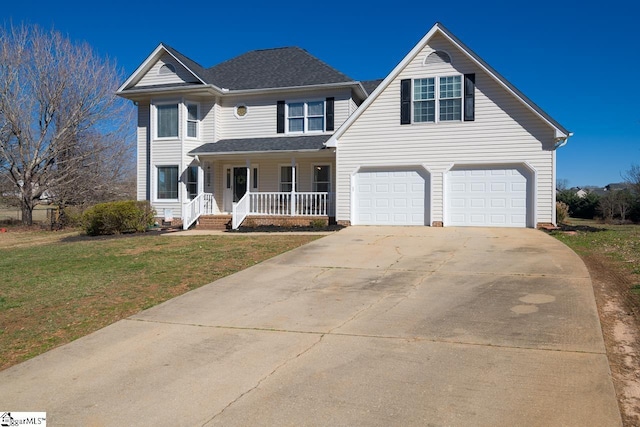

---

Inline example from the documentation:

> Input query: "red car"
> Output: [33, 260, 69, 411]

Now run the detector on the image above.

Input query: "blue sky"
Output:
[4, 0, 639, 187]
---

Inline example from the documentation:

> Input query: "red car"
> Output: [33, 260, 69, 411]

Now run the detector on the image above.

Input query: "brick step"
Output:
[195, 215, 232, 230]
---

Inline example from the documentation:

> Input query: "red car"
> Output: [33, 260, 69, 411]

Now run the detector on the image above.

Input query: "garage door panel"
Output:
[355, 169, 428, 226]
[491, 182, 506, 192]
[447, 167, 528, 227]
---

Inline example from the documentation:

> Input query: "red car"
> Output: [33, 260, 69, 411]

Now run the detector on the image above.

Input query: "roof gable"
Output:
[327, 23, 570, 147]
[204, 47, 355, 90]
[118, 44, 209, 93]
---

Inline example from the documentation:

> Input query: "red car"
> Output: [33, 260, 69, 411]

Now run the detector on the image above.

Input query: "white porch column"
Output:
[291, 157, 296, 216]
[246, 159, 251, 194]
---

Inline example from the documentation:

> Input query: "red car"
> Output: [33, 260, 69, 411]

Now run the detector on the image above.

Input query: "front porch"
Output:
[183, 191, 335, 230]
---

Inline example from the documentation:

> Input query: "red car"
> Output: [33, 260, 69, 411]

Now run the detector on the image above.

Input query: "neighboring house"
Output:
[604, 182, 632, 192]
[117, 23, 571, 230]
[568, 187, 589, 198]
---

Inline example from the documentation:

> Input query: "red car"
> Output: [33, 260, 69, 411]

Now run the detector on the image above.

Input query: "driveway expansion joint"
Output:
[126, 318, 606, 356]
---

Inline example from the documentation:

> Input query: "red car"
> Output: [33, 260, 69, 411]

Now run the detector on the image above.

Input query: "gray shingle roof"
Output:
[361, 79, 384, 95]
[203, 47, 355, 90]
[162, 44, 208, 82]
[189, 135, 331, 155]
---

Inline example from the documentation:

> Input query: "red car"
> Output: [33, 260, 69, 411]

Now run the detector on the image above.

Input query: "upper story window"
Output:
[277, 98, 334, 134]
[157, 103, 179, 138]
[438, 76, 462, 121]
[287, 101, 324, 133]
[154, 101, 200, 139]
[186, 103, 198, 138]
[413, 75, 461, 123]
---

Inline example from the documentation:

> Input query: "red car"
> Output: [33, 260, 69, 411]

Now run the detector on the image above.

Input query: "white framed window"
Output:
[439, 76, 462, 121]
[413, 75, 462, 123]
[156, 103, 179, 138]
[279, 165, 300, 192]
[280, 166, 293, 192]
[157, 165, 179, 200]
[313, 165, 331, 192]
[413, 78, 435, 123]
[186, 165, 198, 200]
[287, 100, 325, 133]
[186, 102, 199, 138]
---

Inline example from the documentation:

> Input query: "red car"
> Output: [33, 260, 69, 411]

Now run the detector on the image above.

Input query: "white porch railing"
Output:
[184, 192, 334, 230]
[232, 193, 250, 229]
[182, 193, 216, 230]
[249, 192, 334, 217]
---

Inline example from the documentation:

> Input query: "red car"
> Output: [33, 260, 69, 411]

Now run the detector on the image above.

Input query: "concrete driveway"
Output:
[0, 227, 621, 426]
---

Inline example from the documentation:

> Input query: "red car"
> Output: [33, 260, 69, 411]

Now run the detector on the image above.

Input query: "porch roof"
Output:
[188, 135, 332, 156]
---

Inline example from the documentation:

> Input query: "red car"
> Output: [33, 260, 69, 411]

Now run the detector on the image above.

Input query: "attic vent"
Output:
[159, 63, 176, 75]
[425, 51, 451, 65]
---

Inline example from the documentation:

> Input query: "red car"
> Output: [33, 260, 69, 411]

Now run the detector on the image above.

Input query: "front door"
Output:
[233, 167, 247, 202]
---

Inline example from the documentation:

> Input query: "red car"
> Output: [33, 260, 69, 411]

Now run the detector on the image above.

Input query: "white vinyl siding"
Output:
[136, 53, 200, 87]
[218, 89, 353, 140]
[336, 33, 556, 226]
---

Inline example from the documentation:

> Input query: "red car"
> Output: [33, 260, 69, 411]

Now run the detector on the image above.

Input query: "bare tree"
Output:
[599, 191, 616, 221]
[0, 24, 134, 225]
[616, 189, 633, 221]
[556, 178, 569, 191]
[623, 164, 640, 195]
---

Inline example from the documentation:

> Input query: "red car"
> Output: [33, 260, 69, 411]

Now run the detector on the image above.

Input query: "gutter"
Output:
[186, 148, 326, 157]
[554, 132, 574, 149]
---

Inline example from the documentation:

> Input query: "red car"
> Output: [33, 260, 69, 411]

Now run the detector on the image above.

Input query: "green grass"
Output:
[0, 232, 320, 370]
[552, 218, 640, 264]
[552, 218, 640, 299]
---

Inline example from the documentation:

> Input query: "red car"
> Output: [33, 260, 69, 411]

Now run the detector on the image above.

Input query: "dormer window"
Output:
[159, 63, 176, 75]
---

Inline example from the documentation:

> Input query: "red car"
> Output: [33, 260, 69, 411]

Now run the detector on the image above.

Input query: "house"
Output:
[117, 23, 571, 230]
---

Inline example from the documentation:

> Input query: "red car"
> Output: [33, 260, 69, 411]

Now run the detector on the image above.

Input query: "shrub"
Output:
[83, 201, 155, 236]
[310, 218, 327, 229]
[557, 190, 600, 219]
[556, 201, 569, 224]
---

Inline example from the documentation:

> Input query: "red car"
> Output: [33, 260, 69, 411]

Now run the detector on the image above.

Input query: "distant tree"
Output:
[616, 189, 634, 221]
[623, 164, 640, 195]
[622, 164, 640, 223]
[556, 178, 569, 191]
[598, 191, 616, 221]
[0, 24, 134, 225]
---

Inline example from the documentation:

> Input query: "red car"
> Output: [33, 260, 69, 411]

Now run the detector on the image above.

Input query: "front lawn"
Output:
[0, 232, 320, 370]
[553, 218, 640, 285]
[551, 218, 640, 426]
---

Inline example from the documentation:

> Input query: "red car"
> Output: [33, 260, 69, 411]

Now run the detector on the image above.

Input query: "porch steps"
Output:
[195, 215, 232, 231]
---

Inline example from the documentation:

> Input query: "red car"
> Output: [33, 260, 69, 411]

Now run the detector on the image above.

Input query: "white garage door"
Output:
[355, 170, 427, 225]
[447, 167, 528, 227]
